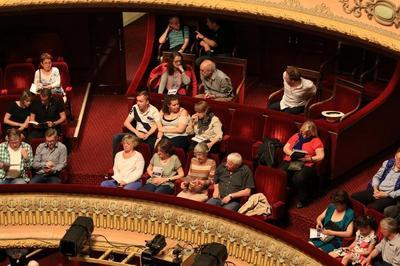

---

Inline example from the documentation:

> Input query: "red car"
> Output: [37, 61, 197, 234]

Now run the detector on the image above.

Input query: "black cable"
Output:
[91, 233, 146, 253]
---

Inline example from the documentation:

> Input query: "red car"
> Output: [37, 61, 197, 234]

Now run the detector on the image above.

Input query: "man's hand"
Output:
[195, 31, 204, 40]
[221, 195, 231, 204]
[21, 148, 29, 160]
[46, 161, 55, 169]
[44, 167, 53, 174]
[373, 190, 389, 199]
[204, 93, 215, 99]
[136, 132, 146, 139]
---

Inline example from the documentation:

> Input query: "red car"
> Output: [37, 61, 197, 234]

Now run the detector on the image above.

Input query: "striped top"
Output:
[160, 108, 189, 138]
[168, 26, 189, 49]
[186, 157, 216, 193]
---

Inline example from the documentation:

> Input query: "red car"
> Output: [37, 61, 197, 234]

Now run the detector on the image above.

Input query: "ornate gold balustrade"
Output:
[0, 185, 340, 266]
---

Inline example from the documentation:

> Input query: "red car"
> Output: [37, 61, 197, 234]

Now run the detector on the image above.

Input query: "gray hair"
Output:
[227, 153, 242, 166]
[380, 217, 398, 233]
[201, 59, 216, 72]
[194, 142, 209, 154]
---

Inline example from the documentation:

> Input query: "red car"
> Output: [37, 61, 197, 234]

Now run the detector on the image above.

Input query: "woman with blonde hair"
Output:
[281, 120, 325, 208]
[101, 134, 145, 190]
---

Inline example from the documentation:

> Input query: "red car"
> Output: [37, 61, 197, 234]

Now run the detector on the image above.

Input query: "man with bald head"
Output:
[196, 59, 234, 102]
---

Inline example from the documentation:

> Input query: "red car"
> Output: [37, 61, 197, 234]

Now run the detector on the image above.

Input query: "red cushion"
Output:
[4, 63, 35, 95]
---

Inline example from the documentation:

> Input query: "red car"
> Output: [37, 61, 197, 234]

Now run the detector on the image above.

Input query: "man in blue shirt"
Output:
[352, 148, 400, 212]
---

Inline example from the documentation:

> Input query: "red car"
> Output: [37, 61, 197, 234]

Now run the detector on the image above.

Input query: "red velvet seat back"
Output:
[217, 62, 244, 92]
[137, 142, 152, 167]
[332, 84, 362, 114]
[263, 115, 298, 143]
[229, 107, 264, 139]
[208, 102, 233, 134]
[350, 198, 365, 218]
[254, 165, 287, 205]
[174, 147, 186, 172]
[52, 61, 71, 88]
[32, 33, 63, 59]
[317, 129, 331, 177]
[4, 63, 35, 95]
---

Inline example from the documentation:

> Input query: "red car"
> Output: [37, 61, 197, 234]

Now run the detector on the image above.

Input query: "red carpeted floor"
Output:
[68, 95, 129, 184]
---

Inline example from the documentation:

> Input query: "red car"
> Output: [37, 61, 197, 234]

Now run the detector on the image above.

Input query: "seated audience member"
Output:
[31, 128, 67, 184]
[0, 129, 33, 184]
[3, 90, 32, 138]
[362, 218, 400, 266]
[196, 59, 234, 101]
[158, 52, 191, 95]
[156, 95, 190, 150]
[30, 88, 66, 138]
[352, 148, 400, 212]
[281, 120, 324, 208]
[329, 215, 377, 265]
[186, 101, 223, 153]
[139, 138, 184, 194]
[310, 190, 354, 253]
[195, 18, 231, 56]
[207, 153, 255, 211]
[102, 134, 145, 190]
[177, 142, 216, 202]
[269, 66, 316, 114]
[34, 52, 65, 96]
[112, 90, 160, 156]
[384, 201, 400, 224]
[158, 16, 189, 53]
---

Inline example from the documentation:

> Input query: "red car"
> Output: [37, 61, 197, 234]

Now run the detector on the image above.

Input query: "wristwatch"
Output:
[228, 194, 233, 199]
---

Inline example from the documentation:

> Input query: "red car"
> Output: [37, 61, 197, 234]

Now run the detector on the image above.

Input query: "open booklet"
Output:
[28, 121, 47, 127]
[309, 228, 334, 242]
[191, 135, 207, 143]
[290, 149, 308, 160]
[152, 166, 164, 178]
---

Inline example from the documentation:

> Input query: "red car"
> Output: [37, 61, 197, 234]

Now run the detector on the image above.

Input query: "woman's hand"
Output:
[152, 177, 166, 185]
[322, 229, 334, 236]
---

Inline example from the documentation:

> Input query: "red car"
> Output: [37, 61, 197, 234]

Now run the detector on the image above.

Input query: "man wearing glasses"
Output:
[31, 128, 67, 183]
[0, 128, 33, 184]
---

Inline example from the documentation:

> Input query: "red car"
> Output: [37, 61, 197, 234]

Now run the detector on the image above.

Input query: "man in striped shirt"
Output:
[159, 17, 190, 53]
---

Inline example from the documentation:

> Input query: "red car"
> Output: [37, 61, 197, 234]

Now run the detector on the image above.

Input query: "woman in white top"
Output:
[156, 95, 190, 150]
[101, 134, 145, 190]
[34, 53, 65, 96]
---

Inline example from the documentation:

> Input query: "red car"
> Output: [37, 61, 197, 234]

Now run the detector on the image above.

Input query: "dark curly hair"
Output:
[167, 52, 186, 75]
[162, 95, 180, 114]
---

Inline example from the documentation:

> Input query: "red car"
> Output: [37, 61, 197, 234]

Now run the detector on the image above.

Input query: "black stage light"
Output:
[59, 216, 94, 257]
[141, 234, 167, 265]
[193, 242, 228, 266]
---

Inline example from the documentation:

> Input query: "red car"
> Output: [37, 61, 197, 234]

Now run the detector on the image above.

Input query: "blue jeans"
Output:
[30, 174, 61, 184]
[0, 178, 27, 184]
[139, 183, 174, 194]
[101, 179, 142, 190]
[206, 197, 241, 211]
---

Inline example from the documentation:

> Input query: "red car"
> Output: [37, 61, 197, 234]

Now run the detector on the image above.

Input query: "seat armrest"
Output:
[1, 89, 8, 95]
[270, 201, 286, 220]
[197, 84, 205, 95]
[266, 88, 284, 107]
[307, 97, 335, 119]
[220, 135, 231, 153]
[65, 86, 73, 93]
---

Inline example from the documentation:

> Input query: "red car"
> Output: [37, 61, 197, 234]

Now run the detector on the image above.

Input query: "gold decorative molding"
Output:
[340, 0, 400, 28]
[0, 1, 399, 54]
[0, 193, 321, 266]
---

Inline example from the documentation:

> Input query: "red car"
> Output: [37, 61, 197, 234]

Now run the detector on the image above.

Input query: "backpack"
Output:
[256, 138, 283, 167]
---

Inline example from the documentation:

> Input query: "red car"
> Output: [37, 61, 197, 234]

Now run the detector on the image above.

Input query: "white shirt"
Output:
[280, 71, 316, 109]
[113, 150, 145, 184]
[7, 146, 21, 178]
[128, 104, 160, 133]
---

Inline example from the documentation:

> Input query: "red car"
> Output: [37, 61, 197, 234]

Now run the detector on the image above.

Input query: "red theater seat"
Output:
[222, 107, 265, 161]
[252, 114, 298, 165]
[52, 60, 73, 118]
[147, 62, 198, 96]
[253, 165, 287, 221]
[308, 78, 362, 122]
[3, 63, 35, 95]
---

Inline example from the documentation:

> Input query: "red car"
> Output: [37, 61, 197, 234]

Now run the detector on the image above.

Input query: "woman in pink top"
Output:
[281, 120, 324, 208]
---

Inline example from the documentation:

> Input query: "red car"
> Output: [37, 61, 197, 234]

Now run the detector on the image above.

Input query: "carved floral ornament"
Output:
[0, 193, 322, 265]
[340, 0, 400, 28]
